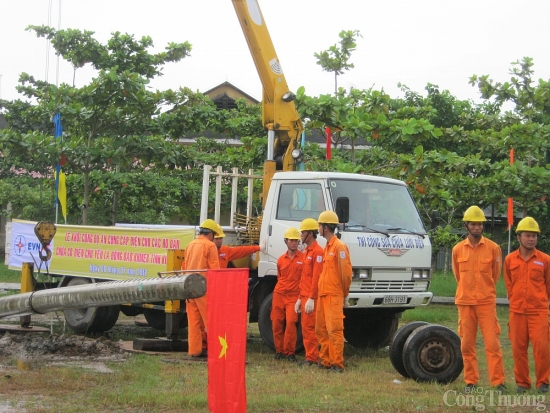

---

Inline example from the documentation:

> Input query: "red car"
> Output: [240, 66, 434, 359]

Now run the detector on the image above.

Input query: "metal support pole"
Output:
[0, 273, 206, 319]
[231, 167, 239, 228]
[215, 165, 222, 223]
[200, 165, 211, 223]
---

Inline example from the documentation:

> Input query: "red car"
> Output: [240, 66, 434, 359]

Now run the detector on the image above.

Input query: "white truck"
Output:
[203, 166, 433, 350]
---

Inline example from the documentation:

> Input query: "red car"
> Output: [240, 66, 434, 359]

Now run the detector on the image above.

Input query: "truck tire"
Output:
[143, 308, 166, 330]
[389, 321, 428, 378]
[143, 308, 188, 330]
[344, 313, 398, 349]
[402, 324, 463, 384]
[258, 293, 304, 353]
[94, 304, 120, 332]
[63, 278, 120, 333]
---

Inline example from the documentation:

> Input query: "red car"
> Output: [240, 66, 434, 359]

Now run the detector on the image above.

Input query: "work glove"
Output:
[294, 298, 301, 314]
[259, 241, 266, 253]
[304, 298, 314, 314]
[343, 296, 349, 308]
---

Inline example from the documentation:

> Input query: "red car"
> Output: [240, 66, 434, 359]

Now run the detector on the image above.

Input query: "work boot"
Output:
[516, 386, 529, 394]
[286, 354, 297, 363]
[318, 362, 330, 370]
[464, 384, 476, 393]
[191, 349, 207, 358]
[495, 384, 507, 393]
[329, 365, 344, 373]
[274, 352, 285, 360]
[537, 384, 549, 393]
[299, 360, 315, 366]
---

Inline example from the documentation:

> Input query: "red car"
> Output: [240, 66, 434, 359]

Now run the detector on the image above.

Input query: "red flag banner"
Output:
[207, 268, 248, 413]
[507, 198, 514, 229]
[325, 126, 332, 160]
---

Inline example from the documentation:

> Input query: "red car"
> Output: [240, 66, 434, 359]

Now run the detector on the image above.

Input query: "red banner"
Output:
[207, 268, 249, 413]
[325, 126, 332, 160]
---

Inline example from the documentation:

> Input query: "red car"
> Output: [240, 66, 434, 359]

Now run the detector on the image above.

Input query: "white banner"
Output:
[8, 220, 52, 270]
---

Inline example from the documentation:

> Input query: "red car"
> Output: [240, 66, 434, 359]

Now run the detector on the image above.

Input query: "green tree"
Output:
[1, 26, 192, 224]
[314, 30, 361, 94]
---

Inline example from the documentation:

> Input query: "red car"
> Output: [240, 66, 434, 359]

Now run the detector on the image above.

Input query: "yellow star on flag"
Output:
[218, 334, 228, 359]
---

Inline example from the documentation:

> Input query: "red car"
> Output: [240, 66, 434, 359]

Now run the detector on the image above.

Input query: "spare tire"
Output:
[403, 324, 463, 384]
[389, 321, 429, 378]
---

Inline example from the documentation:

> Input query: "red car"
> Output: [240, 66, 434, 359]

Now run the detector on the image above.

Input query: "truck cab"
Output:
[255, 171, 433, 348]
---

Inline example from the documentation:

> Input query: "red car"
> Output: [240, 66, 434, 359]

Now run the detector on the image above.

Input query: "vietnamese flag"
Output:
[207, 268, 248, 413]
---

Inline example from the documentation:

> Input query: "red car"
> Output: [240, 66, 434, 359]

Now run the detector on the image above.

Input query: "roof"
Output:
[203, 81, 259, 109]
[272, 170, 405, 185]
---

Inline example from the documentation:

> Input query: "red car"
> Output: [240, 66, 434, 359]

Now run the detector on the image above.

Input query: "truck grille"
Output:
[353, 280, 429, 292]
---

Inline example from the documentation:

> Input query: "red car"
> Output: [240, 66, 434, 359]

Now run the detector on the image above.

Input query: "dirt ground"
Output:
[0, 313, 163, 413]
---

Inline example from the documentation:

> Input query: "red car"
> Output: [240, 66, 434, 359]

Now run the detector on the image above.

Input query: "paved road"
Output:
[432, 296, 509, 305]
[0, 283, 20, 291]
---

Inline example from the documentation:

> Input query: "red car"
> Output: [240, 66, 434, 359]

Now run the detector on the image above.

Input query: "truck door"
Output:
[262, 182, 327, 276]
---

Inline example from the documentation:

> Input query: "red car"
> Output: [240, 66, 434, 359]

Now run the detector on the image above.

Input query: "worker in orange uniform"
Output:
[504, 217, 550, 394]
[181, 219, 220, 357]
[452, 206, 505, 390]
[272, 227, 304, 362]
[316, 211, 352, 373]
[213, 224, 262, 268]
[294, 218, 324, 366]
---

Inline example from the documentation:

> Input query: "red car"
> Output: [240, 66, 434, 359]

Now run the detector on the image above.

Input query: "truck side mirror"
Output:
[335, 197, 349, 224]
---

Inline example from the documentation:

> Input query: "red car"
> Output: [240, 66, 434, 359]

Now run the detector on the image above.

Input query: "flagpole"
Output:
[54, 0, 63, 224]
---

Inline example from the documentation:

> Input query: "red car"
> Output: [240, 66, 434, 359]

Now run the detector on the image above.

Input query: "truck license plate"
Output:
[383, 295, 407, 304]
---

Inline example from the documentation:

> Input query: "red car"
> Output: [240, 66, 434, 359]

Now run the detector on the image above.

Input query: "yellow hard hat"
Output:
[318, 210, 339, 224]
[199, 219, 219, 235]
[462, 206, 486, 222]
[284, 227, 301, 240]
[516, 217, 540, 233]
[300, 218, 318, 231]
[215, 224, 226, 238]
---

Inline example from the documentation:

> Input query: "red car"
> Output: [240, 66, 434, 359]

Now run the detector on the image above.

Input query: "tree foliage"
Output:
[2, 25, 550, 257]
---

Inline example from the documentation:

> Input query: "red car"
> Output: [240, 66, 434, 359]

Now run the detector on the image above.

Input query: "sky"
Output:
[1, 0, 550, 105]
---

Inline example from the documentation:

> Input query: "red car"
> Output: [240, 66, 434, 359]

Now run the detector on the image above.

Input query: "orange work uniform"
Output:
[271, 250, 304, 356]
[182, 236, 219, 356]
[504, 248, 550, 389]
[299, 240, 324, 363]
[452, 236, 505, 386]
[218, 245, 260, 269]
[316, 237, 352, 370]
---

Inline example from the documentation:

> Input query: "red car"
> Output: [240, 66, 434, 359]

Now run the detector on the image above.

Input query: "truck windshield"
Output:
[328, 179, 426, 235]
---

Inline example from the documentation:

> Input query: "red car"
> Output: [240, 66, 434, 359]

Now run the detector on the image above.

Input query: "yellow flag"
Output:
[55, 171, 68, 221]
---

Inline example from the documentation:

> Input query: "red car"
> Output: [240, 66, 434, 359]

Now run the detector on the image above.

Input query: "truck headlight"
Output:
[412, 269, 431, 280]
[353, 268, 371, 280]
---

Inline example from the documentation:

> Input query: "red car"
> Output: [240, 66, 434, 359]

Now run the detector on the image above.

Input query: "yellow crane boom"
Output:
[231, 0, 304, 205]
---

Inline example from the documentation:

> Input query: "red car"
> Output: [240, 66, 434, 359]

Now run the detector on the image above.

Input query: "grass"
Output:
[429, 269, 508, 298]
[0, 263, 532, 412]
[0, 258, 21, 283]
[0, 304, 529, 413]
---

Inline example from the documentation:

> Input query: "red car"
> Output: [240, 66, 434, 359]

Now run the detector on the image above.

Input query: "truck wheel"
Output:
[344, 313, 398, 349]
[258, 293, 304, 353]
[94, 304, 120, 332]
[403, 324, 463, 384]
[143, 308, 166, 330]
[142, 308, 188, 331]
[389, 321, 428, 378]
[63, 278, 119, 333]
